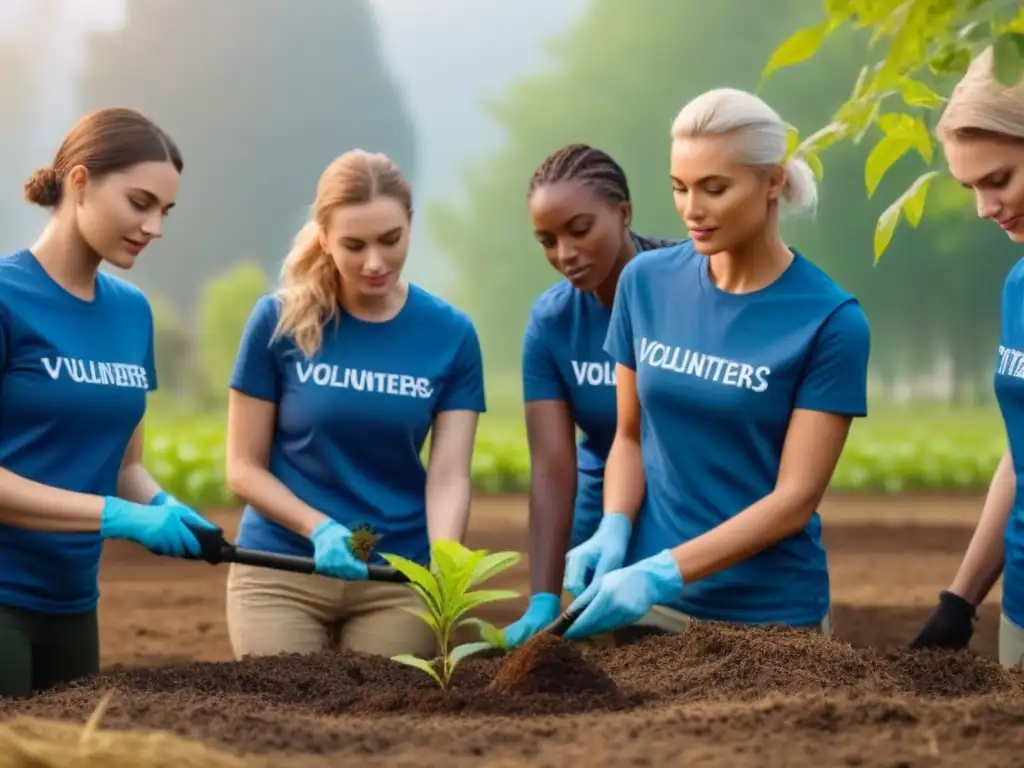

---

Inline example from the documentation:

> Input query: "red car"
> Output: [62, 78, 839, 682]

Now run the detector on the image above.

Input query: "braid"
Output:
[528, 143, 631, 206]
[529, 143, 681, 253]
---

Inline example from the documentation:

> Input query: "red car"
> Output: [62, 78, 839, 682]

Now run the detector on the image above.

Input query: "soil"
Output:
[1, 494, 1021, 766]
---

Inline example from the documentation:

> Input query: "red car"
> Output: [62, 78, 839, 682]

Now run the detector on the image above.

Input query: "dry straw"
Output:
[0, 691, 254, 768]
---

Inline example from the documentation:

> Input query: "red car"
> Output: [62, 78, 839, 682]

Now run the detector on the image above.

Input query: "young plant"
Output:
[380, 540, 520, 690]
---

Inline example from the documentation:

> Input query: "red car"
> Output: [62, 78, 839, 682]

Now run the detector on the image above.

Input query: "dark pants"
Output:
[0, 604, 100, 698]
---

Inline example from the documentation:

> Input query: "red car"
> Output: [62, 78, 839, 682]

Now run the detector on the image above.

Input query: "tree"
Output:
[761, 0, 1024, 261]
[77, 0, 417, 314]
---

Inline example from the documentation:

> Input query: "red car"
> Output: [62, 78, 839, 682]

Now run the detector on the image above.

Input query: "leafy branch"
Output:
[762, 0, 1024, 261]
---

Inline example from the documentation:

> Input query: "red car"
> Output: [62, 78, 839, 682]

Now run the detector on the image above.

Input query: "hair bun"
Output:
[23, 167, 61, 207]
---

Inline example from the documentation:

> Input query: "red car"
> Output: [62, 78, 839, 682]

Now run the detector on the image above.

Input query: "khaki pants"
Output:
[225, 563, 436, 661]
[999, 612, 1024, 669]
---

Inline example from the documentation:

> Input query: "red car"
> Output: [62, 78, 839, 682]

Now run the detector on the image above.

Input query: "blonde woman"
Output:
[558, 88, 870, 640]
[911, 48, 1024, 669]
[224, 150, 485, 660]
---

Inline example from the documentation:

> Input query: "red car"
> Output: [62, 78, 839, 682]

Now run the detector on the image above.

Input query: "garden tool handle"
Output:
[544, 602, 587, 638]
[184, 521, 408, 582]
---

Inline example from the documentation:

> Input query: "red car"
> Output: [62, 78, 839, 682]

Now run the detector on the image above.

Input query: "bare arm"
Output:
[0, 466, 105, 532]
[425, 409, 480, 544]
[947, 450, 1014, 605]
[602, 364, 645, 521]
[524, 400, 578, 594]
[225, 389, 329, 538]
[670, 409, 851, 582]
[116, 421, 162, 504]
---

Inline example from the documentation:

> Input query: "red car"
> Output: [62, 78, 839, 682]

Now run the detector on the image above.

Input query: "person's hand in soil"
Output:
[503, 592, 562, 649]
[562, 549, 684, 639]
[99, 496, 221, 558]
[909, 590, 977, 650]
[310, 519, 369, 580]
[563, 512, 632, 597]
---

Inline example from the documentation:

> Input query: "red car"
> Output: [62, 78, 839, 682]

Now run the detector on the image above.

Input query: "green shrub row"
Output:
[143, 405, 1007, 508]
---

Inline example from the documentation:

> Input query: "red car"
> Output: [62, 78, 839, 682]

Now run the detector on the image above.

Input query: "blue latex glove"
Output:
[563, 549, 685, 640]
[310, 519, 369, 580]
[99, 496, 220, 558]
[503, 592, 562, 649]
[563, 512, 632, 597]
[148, 490, 178, 506]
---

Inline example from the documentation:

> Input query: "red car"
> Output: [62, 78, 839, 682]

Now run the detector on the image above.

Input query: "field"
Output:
[2, 492, 1022, 767]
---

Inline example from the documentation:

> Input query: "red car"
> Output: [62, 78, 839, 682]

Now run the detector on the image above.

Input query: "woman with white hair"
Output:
[910, 48, 1024, 668]
[558, 87, 871, 640]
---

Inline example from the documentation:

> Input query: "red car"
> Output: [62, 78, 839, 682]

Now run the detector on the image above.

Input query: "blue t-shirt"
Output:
[604, 242, 870, 626]
[994, 257, 1024, 629]
[522, 233, 679, 547]
[0, 249, 157, 614]
[230, 285, 486, 567]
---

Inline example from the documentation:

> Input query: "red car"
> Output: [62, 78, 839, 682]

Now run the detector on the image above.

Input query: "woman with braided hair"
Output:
[500, 144, 680, 649]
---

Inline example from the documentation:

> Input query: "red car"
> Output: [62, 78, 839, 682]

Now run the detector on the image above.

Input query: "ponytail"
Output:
[271, 218, 339, 359]
[780, 157, 818, 219]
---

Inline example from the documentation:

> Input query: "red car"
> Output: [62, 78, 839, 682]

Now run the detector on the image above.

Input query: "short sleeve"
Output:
[522, 309, 566, 402]
[602, 262, 637, 370]
[228, 295, 283, 403]
[143, 302, 158, 393]
[794, 300, 871, 417]
[436, 321, 487, 413]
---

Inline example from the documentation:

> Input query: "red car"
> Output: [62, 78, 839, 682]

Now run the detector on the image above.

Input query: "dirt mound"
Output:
[488, 633, 623, 700]
[2, 619, 1023, 764]
[597, 621, 1023, 702]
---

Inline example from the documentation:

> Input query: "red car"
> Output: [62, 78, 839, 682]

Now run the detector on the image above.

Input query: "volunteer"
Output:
[910, 48, 1024, 669]
[0, 107, 220, 697]
[503, 144, 677, 649]
[559, 88, 871, 640]
[225, 149, 486, 660]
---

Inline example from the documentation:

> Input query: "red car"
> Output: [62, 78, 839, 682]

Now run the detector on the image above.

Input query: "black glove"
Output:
[909, 590, 977, 650]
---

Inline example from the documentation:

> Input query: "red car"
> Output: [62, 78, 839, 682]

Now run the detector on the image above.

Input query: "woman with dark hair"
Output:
[0, 107, 219, 697]
[501, 144, 679, 649]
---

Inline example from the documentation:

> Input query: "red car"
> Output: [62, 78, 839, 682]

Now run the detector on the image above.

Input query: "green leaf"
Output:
[761, 21, 834, 81]
[798, 122, 847, 155]
[900, 170, 941, 227]
[993, 32, 1024, 86]
[874, 195, 903, 262]
[450, 589, 520, 621]
[805, 151, 825, 182]
[401, 606, 439, 633]
[865, 133, 912, 197]
[898, 78, 944, 108]
[467, 551, 521, 588]
[449, 641, 494, 669]
[459, 617, 507, 648]
[928, 42, 973, 76]
[379, 553, 442, 609]
[390, 654, 443, 687]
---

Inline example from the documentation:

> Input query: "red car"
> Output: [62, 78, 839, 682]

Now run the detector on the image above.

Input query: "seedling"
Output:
[380, 540, 520, 690]
[347, 522, 381, 563]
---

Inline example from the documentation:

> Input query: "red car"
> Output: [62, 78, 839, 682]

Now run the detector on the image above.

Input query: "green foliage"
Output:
[141, 405, 1007, 510]
[761, 0, 1024, 261]
[144, 415, 235, 509]
[380, 540, 520, 690]
[196, 262, 270, 404]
